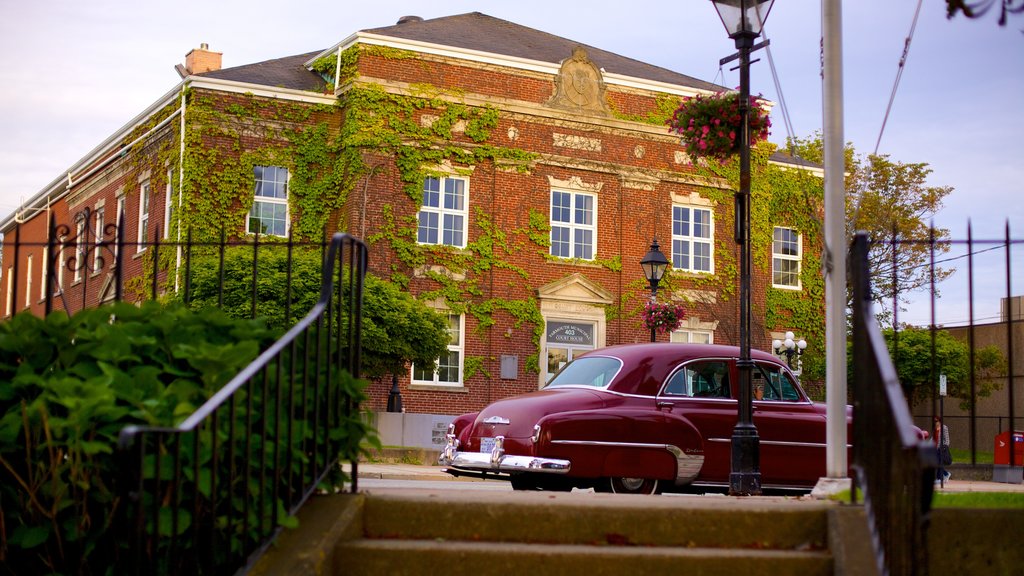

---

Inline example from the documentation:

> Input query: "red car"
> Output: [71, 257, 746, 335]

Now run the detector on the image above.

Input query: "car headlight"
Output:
[532, 424, 541, 444]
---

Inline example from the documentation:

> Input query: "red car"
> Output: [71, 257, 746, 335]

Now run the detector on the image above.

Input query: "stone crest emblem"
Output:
[549, 46, 609, 115]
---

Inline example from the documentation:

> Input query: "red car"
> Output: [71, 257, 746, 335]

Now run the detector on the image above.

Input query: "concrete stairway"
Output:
[253, 489, 844, 576]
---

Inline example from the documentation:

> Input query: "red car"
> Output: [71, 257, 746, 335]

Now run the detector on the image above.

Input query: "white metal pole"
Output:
[823, 0, 848, 478]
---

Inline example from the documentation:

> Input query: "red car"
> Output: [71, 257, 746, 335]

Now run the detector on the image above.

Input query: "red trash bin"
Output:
[993, 430, 1024, 484]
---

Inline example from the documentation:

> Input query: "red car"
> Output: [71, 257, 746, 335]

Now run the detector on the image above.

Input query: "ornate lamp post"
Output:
[772, 331, 808, 375]
[710, 0, 774, 496]
[640, 238, 670, 343]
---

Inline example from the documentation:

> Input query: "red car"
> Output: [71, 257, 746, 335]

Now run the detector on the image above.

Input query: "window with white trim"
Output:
[74, 219, 86, 282]
[137, 181, 151, 252]
[24, 255, 32, 309]
[40, 247, 48, 301]
[94, 207, 104, 273]
[248, 166, 289, 237]
[672, 205, 713, 273]
[417, 176, 467, 247]
[550, 190, 595, 260]
[56, 235, 66, 294]
[671, 328, 713, 344]
[411, 313, 464, 386]
[5, 267, 12, 316]
[115, 196, 126, 260]
[772, 226, 801, 289]
[164, 170, 173, 239]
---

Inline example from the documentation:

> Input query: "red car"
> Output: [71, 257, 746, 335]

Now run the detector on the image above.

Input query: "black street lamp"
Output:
[640, 238, 670, 343]
[711, 0, 774, 496]
[772, 331, 807, 375]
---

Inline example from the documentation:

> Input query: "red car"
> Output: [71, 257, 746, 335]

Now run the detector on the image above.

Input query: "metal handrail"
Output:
[116, 232, 367, 575]
[850, 232, 938, 576]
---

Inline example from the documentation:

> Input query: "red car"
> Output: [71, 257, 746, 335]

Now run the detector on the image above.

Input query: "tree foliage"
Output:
[878, 327, 1004, 410]
[178, 245, 450, 378]
[788, 134, 954, 323]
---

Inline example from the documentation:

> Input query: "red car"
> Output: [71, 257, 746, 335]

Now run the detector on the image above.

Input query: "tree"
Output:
[788, 134, 954, 324]
[873, 327, 1004, 410]
[178, 245, 450, 378]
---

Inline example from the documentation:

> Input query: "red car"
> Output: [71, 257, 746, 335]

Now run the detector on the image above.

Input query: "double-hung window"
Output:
[137, 182, 150, 253]
[93, 207, 104, 273]
[672, 205, 713, 273]
[671, 329, 713, 344]
[550, 190, 595, 260]
[74, 219, 86, 282]
[248, 166, 289, 237]
[412, 313, 464, 386]
[772, 226, 801, 289]
[417, 176, 467, 247]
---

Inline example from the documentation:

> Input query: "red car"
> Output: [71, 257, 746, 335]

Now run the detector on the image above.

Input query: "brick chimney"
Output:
[184, 43, 222, 75]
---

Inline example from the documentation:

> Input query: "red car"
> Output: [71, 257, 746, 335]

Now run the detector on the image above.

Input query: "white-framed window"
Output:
[672, 205, 713, 273]
[137, 181, 151, 252]
[24, 255, 32, 309]
[772, 226, 801, 289]
[164, 170, 173, 239]
[417, 176, 467, 247]
[550, 190, 596, 260]
[671, 328, 714, 344]
[94, 207, 104, 273]
[247, 165, 288, 237]
[5, 267, 12, 316]
[74, 219, 86, 282]
[411, 313, 464, 386]
[40, 247, 48, 301]
[115, 196, 126, 260]
[56, 235, 66, 294]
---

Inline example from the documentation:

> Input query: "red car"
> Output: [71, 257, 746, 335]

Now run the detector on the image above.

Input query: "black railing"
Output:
[116, 233, 367, 575]
[850, 232, 938, 576]
[1, 208, 335, 323]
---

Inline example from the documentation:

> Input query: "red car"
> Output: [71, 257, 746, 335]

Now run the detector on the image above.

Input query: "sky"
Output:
[1, 0, 1021, 327]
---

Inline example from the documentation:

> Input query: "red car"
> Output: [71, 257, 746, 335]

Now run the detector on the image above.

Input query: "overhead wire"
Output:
[874, 0, 924, 156]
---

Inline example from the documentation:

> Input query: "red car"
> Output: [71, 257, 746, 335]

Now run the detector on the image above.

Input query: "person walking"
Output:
[934, 416, 952, 484]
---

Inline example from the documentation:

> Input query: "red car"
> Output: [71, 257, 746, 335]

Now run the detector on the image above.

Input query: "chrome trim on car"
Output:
[550, 440, 702, 484]
[483, 416, 510, 425]
[447, 451, 572, 473]
[531, 424, 541, 443]
[438, 432, 460, 465]
[706, 437, 852, 449]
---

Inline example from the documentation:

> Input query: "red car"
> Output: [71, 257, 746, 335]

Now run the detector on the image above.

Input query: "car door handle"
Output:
[656, 401, 673, 409]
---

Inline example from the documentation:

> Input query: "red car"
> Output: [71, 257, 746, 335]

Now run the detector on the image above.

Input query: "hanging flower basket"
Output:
[641, 300, 686, 335]
[667, 91, 771, 160]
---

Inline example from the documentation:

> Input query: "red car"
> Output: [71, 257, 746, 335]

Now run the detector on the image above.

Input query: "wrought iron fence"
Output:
[1, 209, 334, 322]
[115, 233, 367, 575]
[850, 232, 938, 576]
[871, 224, 1021, 467]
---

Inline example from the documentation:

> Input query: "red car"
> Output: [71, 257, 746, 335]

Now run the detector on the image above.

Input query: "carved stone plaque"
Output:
[548, 46, 609, 115]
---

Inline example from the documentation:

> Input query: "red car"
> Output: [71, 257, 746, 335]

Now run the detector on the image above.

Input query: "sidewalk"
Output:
[350, 463, 1024, 493]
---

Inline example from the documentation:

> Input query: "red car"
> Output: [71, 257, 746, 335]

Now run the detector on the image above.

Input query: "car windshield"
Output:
[545, 356, 621, 389]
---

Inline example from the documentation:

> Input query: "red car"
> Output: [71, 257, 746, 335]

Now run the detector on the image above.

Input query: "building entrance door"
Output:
[544, 320, 595, 383]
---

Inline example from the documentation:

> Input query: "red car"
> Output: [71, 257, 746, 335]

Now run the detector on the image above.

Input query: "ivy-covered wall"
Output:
[14, 42, 826, 414]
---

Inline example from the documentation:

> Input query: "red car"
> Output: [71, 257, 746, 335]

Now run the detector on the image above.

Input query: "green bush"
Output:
[179, 245, 449, 377]
[0, 301, 295, 575]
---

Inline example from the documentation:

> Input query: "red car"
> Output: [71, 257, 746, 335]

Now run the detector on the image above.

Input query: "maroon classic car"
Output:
[439, 343, 850, 494]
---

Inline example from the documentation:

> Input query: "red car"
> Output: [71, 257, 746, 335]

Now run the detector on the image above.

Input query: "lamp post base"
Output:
[729, 427, 762, 496]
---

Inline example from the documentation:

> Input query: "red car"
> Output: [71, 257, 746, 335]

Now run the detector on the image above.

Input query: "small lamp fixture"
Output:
[640, 239, 670, 297]
[773, 331, 807, 372]
[711, 0, 775, 40]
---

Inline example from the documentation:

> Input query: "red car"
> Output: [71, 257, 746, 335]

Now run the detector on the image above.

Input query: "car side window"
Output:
[753, 363, 800, 402]
[664, 361, 730, 398]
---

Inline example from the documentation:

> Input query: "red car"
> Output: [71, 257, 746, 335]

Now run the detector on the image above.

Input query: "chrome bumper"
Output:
[437, 434, 571, 474]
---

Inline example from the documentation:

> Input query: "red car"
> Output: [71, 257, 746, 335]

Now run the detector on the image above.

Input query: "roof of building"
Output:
[199, 51, 327, 92]
[364, 12, 723, 91]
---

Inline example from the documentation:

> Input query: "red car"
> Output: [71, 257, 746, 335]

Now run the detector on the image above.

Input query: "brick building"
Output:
[0, 12, 824, 418]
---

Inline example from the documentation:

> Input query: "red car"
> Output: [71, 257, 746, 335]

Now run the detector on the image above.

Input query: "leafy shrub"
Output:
[0, 302, 276, 574]
[179, 245, 449, 377]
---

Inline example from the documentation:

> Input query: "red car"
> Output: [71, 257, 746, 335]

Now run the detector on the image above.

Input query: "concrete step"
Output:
[360, 490, 833, 550]
[337, 538, 833, 576]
